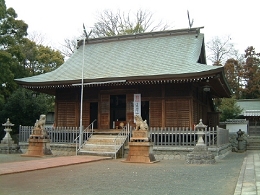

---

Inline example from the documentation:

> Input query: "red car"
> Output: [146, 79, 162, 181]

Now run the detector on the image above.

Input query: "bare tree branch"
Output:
[92, 9, 168, 37]
[60, 9, 169, 57]
[206, 36, 238, 66]
[59, 38, 78, 58]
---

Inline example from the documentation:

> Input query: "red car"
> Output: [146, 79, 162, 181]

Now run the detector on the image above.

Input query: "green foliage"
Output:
[0, 88, 49, 134]
[240, 46, 260, 99]
[217, 97, 242, 122]
[0, 0, 28, 105]
[35, 45, 64, 74]
[0, 1, 64, 132]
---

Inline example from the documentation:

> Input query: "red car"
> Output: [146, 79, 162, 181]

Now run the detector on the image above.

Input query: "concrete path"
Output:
[234, 150, 260, 195]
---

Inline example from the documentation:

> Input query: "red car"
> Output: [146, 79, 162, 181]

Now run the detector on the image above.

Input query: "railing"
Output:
[74, 119, 96, 155]
[19, 125, 229, 147]
[148, 126, 227, 147]
[113, 122, 131, 159]
[19, 126, 90, 143]
[19, 121, 96, 144]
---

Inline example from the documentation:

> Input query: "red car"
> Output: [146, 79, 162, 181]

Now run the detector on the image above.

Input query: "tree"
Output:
[0, 87, 50, 135]
[60, 38, 77, 58]
[224, 58, 244, 98]
[61, 9, 168, 57]
[217, 97, 242, 122]
[92, 9, 168, 37]
[34, 44, 64, 74]
[0, 1, 28, 47]
[0, 1, 64, 134]
[206, 36, 238, 66]
[28, 31, 47, 45]
[0, 0, 28, 107]
[240, 46, 260, 99]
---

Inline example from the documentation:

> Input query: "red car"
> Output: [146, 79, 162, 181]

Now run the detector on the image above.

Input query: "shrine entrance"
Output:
[110, 95, 126, 129]
[90, 102, 98, 129]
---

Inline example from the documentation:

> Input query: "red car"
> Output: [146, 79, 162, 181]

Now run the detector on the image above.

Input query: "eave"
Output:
[18, 68, 231, 98]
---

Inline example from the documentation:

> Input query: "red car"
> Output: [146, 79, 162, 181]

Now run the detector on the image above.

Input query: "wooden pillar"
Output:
[162, 85, 165, 128]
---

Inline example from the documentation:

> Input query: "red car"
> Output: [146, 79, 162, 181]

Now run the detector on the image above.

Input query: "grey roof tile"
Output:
[16, 28, 221, 85]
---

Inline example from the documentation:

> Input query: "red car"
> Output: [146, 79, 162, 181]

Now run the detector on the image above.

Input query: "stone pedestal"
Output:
[186, 145, 215, 164]
[21, 127, 52, 157]
[237, 137, 246, 153]
[123, 130, 158, 163]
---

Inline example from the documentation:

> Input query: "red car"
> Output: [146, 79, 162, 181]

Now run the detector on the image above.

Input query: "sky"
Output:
[5, 0, 260, 55]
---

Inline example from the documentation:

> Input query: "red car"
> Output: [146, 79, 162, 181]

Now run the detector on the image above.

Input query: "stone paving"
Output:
[0, 151, 259, 195]
[233, 150, 260, 195]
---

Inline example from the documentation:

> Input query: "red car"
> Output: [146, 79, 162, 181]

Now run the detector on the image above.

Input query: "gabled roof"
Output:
[15, 27, 231, 97]
[237, 99, 260, 116]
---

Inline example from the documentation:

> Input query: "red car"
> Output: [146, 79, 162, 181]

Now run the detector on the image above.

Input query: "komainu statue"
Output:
[134, 115, 148, 131]
[34, 114, 46, 130]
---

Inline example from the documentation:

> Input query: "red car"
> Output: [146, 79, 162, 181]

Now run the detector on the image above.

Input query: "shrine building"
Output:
[15, 27, 231, 130]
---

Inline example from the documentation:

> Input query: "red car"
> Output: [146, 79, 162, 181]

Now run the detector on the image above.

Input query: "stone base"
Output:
[21, 139, 52, 157]
[123, 142, 158, 163]
[0, 144, 21, 154]
[186, 146, 215, 164]
[130, 130, 150, 142]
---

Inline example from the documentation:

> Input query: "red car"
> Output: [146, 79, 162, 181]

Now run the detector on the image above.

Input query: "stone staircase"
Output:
[78, 134, 127, 158]
[247, 136, 260, 150]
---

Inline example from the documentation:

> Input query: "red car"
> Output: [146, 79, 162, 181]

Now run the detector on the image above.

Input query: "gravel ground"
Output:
[0, 152, 245, 195]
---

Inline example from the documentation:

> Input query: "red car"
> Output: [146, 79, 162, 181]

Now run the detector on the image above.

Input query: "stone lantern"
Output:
[186, 119, 215, 164]
[0, 118, 19, 153]
[195, 119, 207, 146]
[236, 129, 246, 152]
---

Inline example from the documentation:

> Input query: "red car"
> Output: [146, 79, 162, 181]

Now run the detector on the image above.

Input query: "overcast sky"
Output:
[5, 0, 260, 55]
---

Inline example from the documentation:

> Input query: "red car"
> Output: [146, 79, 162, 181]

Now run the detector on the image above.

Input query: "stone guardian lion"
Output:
[34, 114, 46, 130]
[135, 115, 149, 131]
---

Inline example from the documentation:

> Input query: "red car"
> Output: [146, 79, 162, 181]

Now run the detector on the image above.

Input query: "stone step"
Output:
[86, 136, 126, 145]
[83, 144, 120, 152]
[79, 133, 127, 158]
[247, 136, 260, 143]
[247, 146, 260, 150]
[78, 150, 116, 158]
[247, 136, 260, 139]
[247, 136, 260, 150]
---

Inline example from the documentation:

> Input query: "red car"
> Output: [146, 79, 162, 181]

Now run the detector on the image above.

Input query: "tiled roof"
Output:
[15, 27, 223, 85]
[237, 99, 260, 116]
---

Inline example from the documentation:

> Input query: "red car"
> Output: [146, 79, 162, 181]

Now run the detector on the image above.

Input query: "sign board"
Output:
[134, 94, 141, 122]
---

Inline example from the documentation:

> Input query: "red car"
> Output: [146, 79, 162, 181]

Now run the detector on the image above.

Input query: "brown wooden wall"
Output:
[150, 100, 162, 127]
[54, 82, 216, 128]
[165, 99, 190, 127]
[56, 101, 78, 126]
[55, 88, 79, 127]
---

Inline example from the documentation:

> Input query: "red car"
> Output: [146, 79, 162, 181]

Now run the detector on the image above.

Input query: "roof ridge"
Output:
[77, 26, 204, 47]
